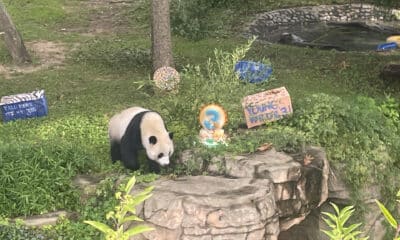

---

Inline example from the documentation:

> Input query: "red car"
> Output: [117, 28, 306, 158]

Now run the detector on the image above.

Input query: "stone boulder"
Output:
[132, 176, 279, 240]
[128, 147, 329, 240]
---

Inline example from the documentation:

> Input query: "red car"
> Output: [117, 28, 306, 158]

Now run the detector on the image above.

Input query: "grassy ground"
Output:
[0, 0, 399, 239]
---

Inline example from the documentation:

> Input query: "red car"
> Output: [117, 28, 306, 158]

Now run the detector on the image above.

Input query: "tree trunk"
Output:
[151, 0, 174, 74]
[0, 2, 31, 65]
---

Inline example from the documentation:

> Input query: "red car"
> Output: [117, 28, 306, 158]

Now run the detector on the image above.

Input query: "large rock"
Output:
[129, 147, 329, 239]
[132, 176, 279, 240]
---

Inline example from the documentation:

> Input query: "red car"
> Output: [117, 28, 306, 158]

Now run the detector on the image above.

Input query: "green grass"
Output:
[0, 0, 399, 239]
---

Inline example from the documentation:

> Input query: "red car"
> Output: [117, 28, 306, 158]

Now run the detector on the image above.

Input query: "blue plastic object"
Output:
[376, 42, 398, 51]
[1, 95, 48, 122]
[235, 61, 273, 84]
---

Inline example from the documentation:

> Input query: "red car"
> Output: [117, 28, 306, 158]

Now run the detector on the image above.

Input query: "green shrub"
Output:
[0, 115, 109, 217]
[85, 175, 154, 239]
[171, 0, 211, 40]
[0, 220, 47, 240]
[151, 37, 273, 148]
[321, 202, 368, 240]
[288, 94, 400, 192]
[170, 0, 238, 40]
[380, 95, 400, 127]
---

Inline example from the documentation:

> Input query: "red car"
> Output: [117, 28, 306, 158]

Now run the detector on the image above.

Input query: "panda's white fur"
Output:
[108, 107, 174, 172]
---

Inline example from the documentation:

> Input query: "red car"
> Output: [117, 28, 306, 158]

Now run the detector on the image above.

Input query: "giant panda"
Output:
[108, 107, 174, 173]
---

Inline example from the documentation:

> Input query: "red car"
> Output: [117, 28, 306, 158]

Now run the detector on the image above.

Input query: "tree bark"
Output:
[151, 0, 174, 74]
[0, 2, 31, 65]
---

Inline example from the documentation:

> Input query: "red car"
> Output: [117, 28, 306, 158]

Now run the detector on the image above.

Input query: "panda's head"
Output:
[141, 112, 174, 166]
[145, 132, 174, 166]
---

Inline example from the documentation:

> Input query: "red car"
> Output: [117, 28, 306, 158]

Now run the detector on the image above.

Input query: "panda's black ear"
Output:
[149, 136, 157, 145]
[169, 132, 173, 140]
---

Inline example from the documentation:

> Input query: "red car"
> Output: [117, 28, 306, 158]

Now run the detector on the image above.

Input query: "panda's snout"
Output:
[158, 154, 170, 166]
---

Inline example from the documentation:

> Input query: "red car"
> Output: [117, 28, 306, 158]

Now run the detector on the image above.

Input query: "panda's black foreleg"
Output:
[148, 159, 161, 173]
[120, 146, 140, 170]
[110, 141, 121, 163]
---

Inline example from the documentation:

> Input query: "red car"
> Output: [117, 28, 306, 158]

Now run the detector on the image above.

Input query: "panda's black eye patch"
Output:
[169, 132, 173, 140]
[158, 153, 164, 159]
[149, 136, 157, 145]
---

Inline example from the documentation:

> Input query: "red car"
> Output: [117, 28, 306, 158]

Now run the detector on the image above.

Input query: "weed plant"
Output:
[321, 202, 368, 240]
[150, 37, 273, 148]
[0, 115, 110, 217]
[287, 94, 400, 196]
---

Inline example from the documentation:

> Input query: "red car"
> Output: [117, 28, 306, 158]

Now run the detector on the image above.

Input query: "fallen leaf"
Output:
[303, 154, 314, 165]
[257, 143, 273, 152]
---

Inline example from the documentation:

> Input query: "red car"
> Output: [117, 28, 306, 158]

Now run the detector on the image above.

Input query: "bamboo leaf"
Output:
[321, 229, 338, 239]
[339, 208, 355, 227]
[322, 217, 336, 228]
[322, 211, 338, 223]
[136, 186, 155, 197]
[123, 225, 154, 237]
[120, 215, 144, 224]
[342, 223, 361, 235]
[125, 176, 136, 194]
[131, 193, 153, 206]
[84, 221, 115, 234]
[330, 202, 340, 215]
[375, 199, 398, 229]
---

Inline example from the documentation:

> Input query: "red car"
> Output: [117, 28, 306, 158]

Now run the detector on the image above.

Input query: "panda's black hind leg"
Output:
[110, 141, 121, 163]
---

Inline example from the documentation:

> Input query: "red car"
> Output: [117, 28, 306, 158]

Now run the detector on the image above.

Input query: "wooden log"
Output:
[0, 2, 31, 64]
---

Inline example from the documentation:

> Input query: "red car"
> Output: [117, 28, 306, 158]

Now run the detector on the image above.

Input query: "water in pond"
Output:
[258, 22, 399, 51]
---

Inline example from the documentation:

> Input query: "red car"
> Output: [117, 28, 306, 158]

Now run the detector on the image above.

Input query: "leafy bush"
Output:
[0, 115, 109, 217]
[287, 94, 400, 192]
[0, 217, 48, 240]
[321, 202, 368, 240]
[85, 175, 154, 239]
[152, 37, 273, 149]
[380, 95, 400, 127]
[170, 0, 238, 40]
[171, 0, 209, 40]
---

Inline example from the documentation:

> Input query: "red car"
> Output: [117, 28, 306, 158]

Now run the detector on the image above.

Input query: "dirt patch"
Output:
[0, 41, 67, 78]
[0, 0, 142, 78]
[28, 41, 66, 66]
[65, 0, 144, 36]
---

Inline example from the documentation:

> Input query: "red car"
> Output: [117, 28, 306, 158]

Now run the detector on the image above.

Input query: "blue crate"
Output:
[1, 94, 48, 122]
[376, 42, 398, 51]
[235, 60, 273, 84]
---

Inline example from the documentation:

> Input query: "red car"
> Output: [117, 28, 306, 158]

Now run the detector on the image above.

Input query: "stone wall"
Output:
[249, 4, 400, 35]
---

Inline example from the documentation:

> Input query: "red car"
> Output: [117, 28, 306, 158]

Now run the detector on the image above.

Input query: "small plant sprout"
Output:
[84, 176, 154, 240]
[321, 202, 368, 240]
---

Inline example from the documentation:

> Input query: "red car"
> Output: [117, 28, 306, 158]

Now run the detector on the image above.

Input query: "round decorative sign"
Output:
[199, 104, 227, 131]
[198, 104, 228, 147]
[153, 66, 180, 91]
